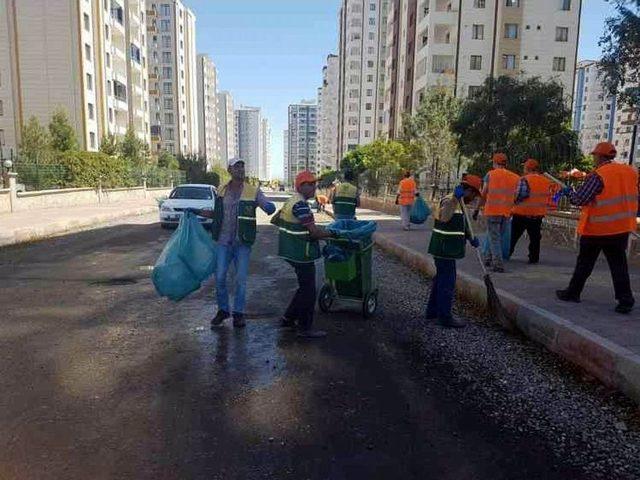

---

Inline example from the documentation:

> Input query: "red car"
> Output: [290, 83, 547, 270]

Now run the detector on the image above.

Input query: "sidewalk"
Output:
[341, 206, 640, 403]
[0, 200, 160, 247]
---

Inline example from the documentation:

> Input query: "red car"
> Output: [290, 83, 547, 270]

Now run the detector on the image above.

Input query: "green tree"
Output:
[157, 150, 179, 169]
[600, 0, 640, 108]
[119, 126, 149, 166]
[360, 139, 411, 196]
[19, 116, 52, 163]
[99, 133, 119, 156]
[48, 108, 78, 152]
[177, 153, 208, 183]
[453, 76, 581, 175]
[340, 148, 367, 176]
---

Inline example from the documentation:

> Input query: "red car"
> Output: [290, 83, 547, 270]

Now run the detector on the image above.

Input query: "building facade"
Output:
[147, 0, 197, 155]
[318, 54, 340, 170]
[216, 91, 235, 165]
[234, 106, 262, 178]
[283, 129, 289, 184]
[260, 118, 271, 180]
[196, 54, 220, 167]
[0, 0, 150, 153]
[287, 101, 318, 185]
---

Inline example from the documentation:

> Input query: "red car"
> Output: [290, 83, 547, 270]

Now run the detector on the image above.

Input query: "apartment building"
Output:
[260, 118, 271, 180]
[384, 0, 582, 138]
[216, 91, 235, 165]
[0, 0, 150, 153]
[234, 106, 262, 178]
[287, 101, 318, 185]
[283, 129, 289, 183]
[318, 54, 340, 170]
[612, 98, 639, 165]
[196, 54, 220, 167]
[337, 0, 389, 161]
[147, 0, 197, 156]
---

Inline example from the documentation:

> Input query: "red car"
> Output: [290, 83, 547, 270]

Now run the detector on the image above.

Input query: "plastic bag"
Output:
[410, 195, 431, 224]
[481, 219, 512, 261]
[152, 212, 216, 301]
[327, 219, 377, 241]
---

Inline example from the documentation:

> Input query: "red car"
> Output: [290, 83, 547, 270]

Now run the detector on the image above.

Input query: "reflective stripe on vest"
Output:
[484, 169, 519, 217]
[278, 194, 320, 263]
[512, 174, 552, 217]
[211, 182, 258, 245]
[428, 196, 467, 259]
[333, 182, 358, 216]
[577, 163, 639, 236]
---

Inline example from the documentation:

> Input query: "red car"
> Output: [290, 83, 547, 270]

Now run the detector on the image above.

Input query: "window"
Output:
[83, 13, 90, 31]
[164, 113, 174, 124]
[470, 55, 482, 70]
[162, 35, 171, 48]
[553, 57, 566, 71]
[367, 60, 374, 68]
[105, 24, 109, 39]
[0, 129, 4, 145]
[89, 132, 96, 149]
[468, 86, 482, 97]
[367, 74, 374, 82]
[162, 51, 171, 63]
[106, 52, 110, 67]
[502, 54, 517, 70]
[109, 108, 113, 122]
[366, 89, 373, 96]
[160, 4, 171, 16]
[365, 116, 372, 124]
[369, 17, 376, 26]
[163, 82, 172, 94]
[365, 103, 372, 110]
[88, 103, 94, 120]
[561, 0, 571, 10]
[505, 0, 519, 6]
[162, 66, 172, 78]
[0, 100, 3, 116]
[160, 19, 170, 32]
[474, 0, 485, 6]
[370, 3, 376, 10]
[364, 130, 370, 138]
[85, 73, 92, 91]
[164, 98, 173, 109]
[84, 43, 91, 61]
[556, 26, 568, 42]
[504, 23, 519, 39]
[472, 24, 484, 40]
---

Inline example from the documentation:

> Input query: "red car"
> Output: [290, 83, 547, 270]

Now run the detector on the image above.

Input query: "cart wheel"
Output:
[362, 290, 378, 318]
[318, 284, 334, 313]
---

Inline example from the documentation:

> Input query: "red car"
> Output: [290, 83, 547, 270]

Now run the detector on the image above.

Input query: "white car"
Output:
[159, 184, 217, 229]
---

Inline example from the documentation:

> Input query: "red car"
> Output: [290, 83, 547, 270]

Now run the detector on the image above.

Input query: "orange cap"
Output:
[591, 142, 617, 158]
[461, 174, 482, 193]
[523, 158, 540, 171]
[492, 152, 508, 165]
[295, 170, 318, 190]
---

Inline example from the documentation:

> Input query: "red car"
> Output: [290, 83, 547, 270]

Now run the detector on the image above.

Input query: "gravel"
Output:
[372, 250, 640, 479]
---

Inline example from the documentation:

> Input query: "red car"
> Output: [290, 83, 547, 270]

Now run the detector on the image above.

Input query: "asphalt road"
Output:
[0, 210, 626, 479]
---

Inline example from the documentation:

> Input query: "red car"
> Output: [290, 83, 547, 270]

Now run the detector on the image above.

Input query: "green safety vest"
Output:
[211, 182, 258, 246]
[332, 182, 358, 217]
[277, 193, 320, 263]
[428, 195, 467, 259]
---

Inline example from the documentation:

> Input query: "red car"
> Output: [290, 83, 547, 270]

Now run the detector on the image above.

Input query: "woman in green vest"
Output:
[426, 175, 482, 328]
[330, 169, 360, 220]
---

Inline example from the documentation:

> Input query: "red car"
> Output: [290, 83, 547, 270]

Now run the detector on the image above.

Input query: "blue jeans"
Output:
[426, 257, 457, 321]
[216, 242, 251, 314]
[334, 213, 355, 220]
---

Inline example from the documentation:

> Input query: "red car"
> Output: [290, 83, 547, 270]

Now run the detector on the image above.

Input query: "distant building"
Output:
[196, 54, 220, 168]
[260, 118, 271, 180]
[287, 101, 318, 185]
[217, 91, 235, 165]
[318, 54, 340, 171]
[234, 106, 262, 178]
[283, 129, 289, 184]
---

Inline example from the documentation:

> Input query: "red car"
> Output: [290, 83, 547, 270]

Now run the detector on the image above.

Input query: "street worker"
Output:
[315, 194, 328, 213]
[510, 159, 553, 264]
[397, 170, 417, 231]
[556, 142, 639, 314]
[330, 169, 360, 220]
[426, 175, 482, 328]
[277, 170, 335, 338]
[478, 153, 520, 272]
[192, 159, 276, 328]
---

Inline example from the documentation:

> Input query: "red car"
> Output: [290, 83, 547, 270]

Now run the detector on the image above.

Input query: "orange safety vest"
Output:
[483, 168, 519, 217]
[578, 163, 639, 237]
[512, 174, 553, 217]
[398, 178, 417, 206]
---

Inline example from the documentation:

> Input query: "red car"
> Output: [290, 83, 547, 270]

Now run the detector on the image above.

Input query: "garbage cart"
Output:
[318, 220, 378, 318]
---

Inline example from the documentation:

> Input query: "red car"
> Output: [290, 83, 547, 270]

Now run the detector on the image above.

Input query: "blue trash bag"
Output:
[481, 219, 512, 261]
[177, 213, 217, 281]
[410, 195, 431, 225]
[327, 219, 377, 241]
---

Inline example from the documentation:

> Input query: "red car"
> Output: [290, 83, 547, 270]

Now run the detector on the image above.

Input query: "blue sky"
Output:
[188, 0, 615, 180]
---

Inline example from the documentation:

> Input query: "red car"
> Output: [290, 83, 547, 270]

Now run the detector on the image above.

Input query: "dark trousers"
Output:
[566, 233, 634, 305]
[426, 258, 457, 320]
[510, 215, 543, 263]
[284, 261, 317, 329]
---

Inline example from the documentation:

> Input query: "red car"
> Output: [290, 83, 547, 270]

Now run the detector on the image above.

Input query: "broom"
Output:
[459, 200, 512, 329]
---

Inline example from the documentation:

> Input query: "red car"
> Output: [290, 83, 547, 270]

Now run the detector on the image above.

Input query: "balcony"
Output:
[434, 24, 454, 44]
[435, 0, 457, 12]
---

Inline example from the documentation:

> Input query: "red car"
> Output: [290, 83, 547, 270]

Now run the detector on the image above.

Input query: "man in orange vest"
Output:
[397, 171, 417, 231]
[479, 153, 520, 272]
[510, 159, 552, 264]
[557, 142, 639, 314]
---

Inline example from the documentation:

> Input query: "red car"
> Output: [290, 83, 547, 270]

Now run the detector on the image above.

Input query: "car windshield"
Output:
[169, 186, 212, 200]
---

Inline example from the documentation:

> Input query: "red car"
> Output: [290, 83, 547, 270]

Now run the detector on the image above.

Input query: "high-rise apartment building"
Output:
[217, 91, 235, 164]
[147, 0, 198, 155]
[287, 101, 318, 186]
[283, 129, 289, 183]
[234, 106, 262, 178]
[196, 54, 220, 167]
[260, 118, 271, 180]
[384, 0, 582, 138]
[318, 54, 340, 170]
[0, 0, 150, 153]
[337, 0, 389, 161]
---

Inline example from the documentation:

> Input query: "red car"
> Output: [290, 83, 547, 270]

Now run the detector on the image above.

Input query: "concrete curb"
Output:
[0, 206, 158, 248]
[373, 230, 640, 404]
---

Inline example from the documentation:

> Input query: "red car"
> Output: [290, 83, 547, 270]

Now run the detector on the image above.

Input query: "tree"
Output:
[177, 153, 208, 183]
[157, 150, 179, 169]
[48, 108, 78, 152]
[119, 126, 149, 166]
[600, 0, 640, 108]
[360, 140, 411, 196]
[19, 116, 53, 164]
[453, 76, 581, 175]
[99, 133, 119, 156]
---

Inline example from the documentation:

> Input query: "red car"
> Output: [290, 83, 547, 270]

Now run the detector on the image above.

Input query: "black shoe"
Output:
[297, 329, 327, 339]
[437, 317, 467, 328]
[615, 303, 634, 314]
[556, 290, 581, 303]
[280, 316, 296, 328]
[232, 313, 246, 328]
[492, 266, 505, 273]
[211, 310, 230, 327]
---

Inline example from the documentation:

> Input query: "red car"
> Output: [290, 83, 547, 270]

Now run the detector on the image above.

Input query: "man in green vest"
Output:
[426, 175, 482, 328]
[278, 170, 335, 338]
[193, 159, 275, 328]
[330, 169, 360, 220]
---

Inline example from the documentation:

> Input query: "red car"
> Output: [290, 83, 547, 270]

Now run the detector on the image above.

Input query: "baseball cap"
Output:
[591, 142, 617, 159]
[492, 152, 508, 165]
[228, 158, 245, 167]
[523, 158, 540, 171]
[461, 174, 482, 193]
[295, 170, 318, 190]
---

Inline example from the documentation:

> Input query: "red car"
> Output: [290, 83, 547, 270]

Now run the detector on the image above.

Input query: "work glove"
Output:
[469, 237, 480, 248]
[263, 202, 276, 215]
[453, 184, 465, 199]
[472, 209, 480, 221]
